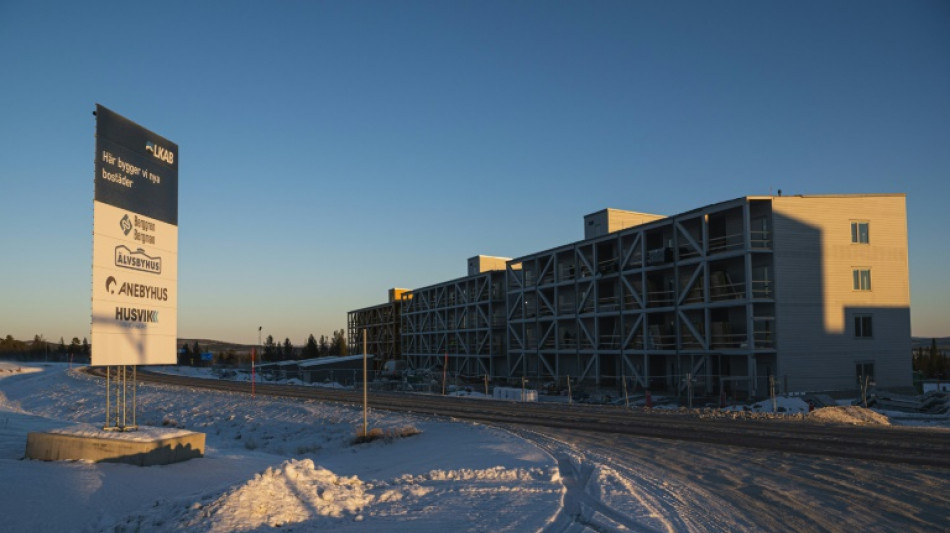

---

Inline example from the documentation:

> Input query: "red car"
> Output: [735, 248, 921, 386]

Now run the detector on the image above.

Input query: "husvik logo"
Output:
[146, 141, 174, 165]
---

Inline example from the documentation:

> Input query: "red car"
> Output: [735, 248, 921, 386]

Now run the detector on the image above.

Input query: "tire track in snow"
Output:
[529, 428, 950, 533]
[518, 429, 683, 533]
[552, 436, 753, 533]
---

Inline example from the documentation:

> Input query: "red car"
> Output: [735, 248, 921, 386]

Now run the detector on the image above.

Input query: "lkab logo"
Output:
[145, 141, 174, 165]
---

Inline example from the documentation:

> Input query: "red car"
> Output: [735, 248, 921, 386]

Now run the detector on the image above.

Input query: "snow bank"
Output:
[448, 389, 490, 399]
[0, 361, 43, 377]
[398, 465, 554, 483]
[181, 459, 372, 531]
[153, 365, 355, 389]
[722, 395, 811, 414]
[809, 406, 891, 425]
[108, 459, 561, 532]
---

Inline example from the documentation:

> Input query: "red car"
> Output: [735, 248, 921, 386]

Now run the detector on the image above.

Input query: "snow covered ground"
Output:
[2, 362, 948, 532]
[0, 362, 562, 532]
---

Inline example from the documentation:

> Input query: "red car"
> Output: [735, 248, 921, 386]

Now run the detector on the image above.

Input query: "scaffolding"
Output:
[347, 296, 403, 370]
[401, 270, 507, 380]
[507, 197, 776, 397]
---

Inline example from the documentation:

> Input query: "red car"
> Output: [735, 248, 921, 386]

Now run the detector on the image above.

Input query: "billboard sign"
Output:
[92, 105, 178, 365]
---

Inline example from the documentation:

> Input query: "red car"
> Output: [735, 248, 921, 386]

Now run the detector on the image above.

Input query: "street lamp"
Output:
[255, 326, 262, 391]
[522, 298, 528, 382]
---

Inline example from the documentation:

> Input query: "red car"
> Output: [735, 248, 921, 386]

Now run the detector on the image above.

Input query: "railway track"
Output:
[85, 367, 950, 468]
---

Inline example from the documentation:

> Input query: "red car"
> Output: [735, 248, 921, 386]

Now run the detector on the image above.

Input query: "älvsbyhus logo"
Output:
[114, 245, 162, 274]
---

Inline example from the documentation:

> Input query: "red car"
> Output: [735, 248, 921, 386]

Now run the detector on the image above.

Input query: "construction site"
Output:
[348, 194, 912, 400]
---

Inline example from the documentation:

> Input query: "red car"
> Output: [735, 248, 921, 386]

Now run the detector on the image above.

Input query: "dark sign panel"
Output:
[95, 104, 179, 225]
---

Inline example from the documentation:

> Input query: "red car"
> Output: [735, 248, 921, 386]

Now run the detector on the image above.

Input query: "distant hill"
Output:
[177, 338, 256, 354]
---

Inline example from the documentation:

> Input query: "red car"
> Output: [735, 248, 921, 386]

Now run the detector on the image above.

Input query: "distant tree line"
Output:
[914, 338, 948, 379]
[177, 329, 348, 366]
[259, 330, 348, 362]
[0, 334, 89, 363]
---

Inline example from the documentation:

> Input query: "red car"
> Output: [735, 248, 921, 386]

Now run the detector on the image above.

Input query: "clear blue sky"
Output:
[1, 1, 947, 345]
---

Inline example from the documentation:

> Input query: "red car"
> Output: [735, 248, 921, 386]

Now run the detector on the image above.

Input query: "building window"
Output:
[851, 221, 870, 244]
[852, 268, 871, 291]
[854, 315, 873, 338]
[856, 361, 875, 387]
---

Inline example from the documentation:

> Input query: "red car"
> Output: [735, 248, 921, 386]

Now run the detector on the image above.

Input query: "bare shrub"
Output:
[352, 426, 421, 445]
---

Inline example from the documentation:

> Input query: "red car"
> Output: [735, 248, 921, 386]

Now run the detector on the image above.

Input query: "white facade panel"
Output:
[92, 201, 178, 365]
[772, 195, 911, 390]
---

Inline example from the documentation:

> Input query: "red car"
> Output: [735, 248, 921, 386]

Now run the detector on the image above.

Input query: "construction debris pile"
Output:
[809, 406, 891, 425]
[860, 390, 950, 414]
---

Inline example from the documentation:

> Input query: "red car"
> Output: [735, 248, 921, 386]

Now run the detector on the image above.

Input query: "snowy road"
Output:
[124, 367, 950, 468]
[516, 428, 950, 532]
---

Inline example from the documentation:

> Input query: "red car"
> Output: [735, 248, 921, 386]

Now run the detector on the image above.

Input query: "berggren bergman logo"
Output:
[114, 245, 162, 274]
[119, 214, 132, 235]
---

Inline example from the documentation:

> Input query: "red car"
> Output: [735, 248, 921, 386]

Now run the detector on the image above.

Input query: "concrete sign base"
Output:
[26, 427, 204, 467]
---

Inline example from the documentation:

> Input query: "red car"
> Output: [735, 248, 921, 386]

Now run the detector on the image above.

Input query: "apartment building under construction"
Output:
[399, 256, 509, 378]
[348, 194, 911, 396]
[346, 288, 407, 369]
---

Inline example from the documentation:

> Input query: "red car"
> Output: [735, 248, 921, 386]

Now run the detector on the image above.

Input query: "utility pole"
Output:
[687, 372, 693, 409]
[622, 372, 629, 409]
[770, 375, 776, 413]
[362, 329, 368, 437]
[442, 352, 448, 395]
[254, 326, 261, 396]
[862, 374, 870, 408]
